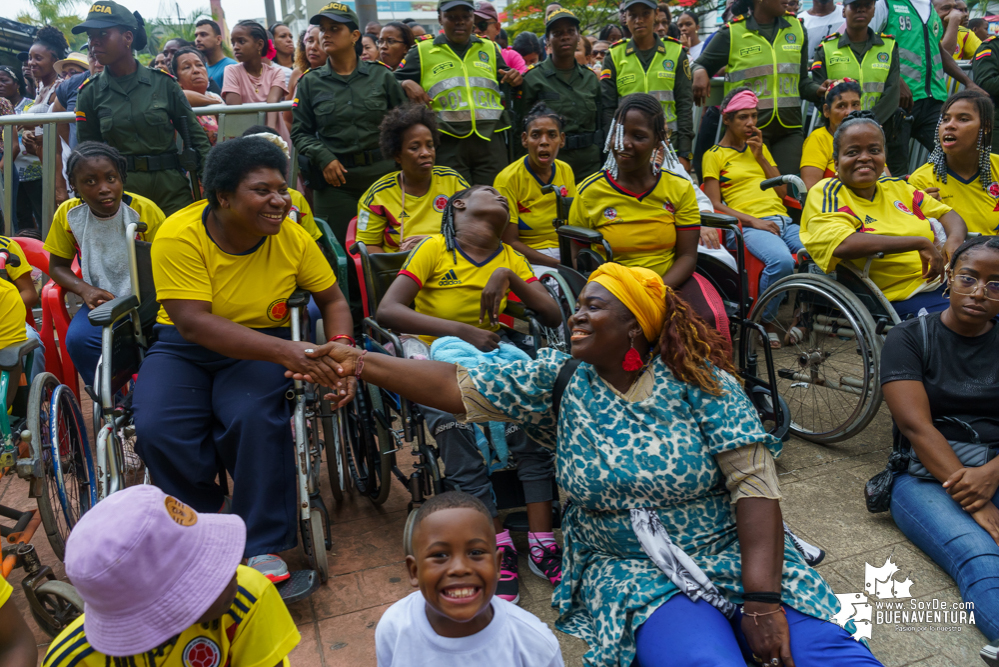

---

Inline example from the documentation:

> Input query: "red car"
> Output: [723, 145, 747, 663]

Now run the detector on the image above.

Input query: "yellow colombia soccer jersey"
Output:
[801, 126, 836, 179]
[289, 188, 322, 241]
[356, 167, 469, 250]
[909, 154, 999, 235]
[702, 144, 787, 219]
[0, 572, 11, 607]
[493, 156, 577, 251]
[152, 201, 336, 328]
[568, 169, 700, 277]
[955, 26, 982, 60]
[42, 566, 300, 667]
[801, 177, 954, 301]
[399, 234, 537, 344]
[0, 279, 27, 349]
[0, 236, 32, 283]
[43, 192, 165, 260]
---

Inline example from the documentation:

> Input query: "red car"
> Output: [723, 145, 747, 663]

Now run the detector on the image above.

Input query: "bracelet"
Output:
[330, 334, 355, 347]
[742, 592, 783, 605]
[742, 606, 785, 626]
[354, 350, 367, 379]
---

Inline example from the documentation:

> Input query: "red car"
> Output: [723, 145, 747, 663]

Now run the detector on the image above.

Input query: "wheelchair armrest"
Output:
[699, 211, 739, 230]
[287, 288, 311, 309]
[362, 317, 405, 359]
[557, 225, 605, 246]
[0, 338, 40, 371]
[89, 294, 140, 327]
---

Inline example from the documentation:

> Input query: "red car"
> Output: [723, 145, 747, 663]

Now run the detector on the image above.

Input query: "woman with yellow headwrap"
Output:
[313, 263, 876, 667]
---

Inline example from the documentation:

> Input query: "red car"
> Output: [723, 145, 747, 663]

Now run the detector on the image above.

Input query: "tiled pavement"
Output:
[1, 397, 991, 666]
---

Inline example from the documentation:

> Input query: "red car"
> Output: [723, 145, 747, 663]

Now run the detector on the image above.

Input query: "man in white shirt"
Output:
[798, 0, 843, 60]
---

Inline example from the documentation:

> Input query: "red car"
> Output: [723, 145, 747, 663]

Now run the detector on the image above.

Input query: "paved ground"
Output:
[1, 396, 990, 666]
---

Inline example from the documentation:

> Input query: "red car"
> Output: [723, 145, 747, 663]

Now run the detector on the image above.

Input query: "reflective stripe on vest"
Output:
[418, 39, 507, 139]
[885, 0, 947, 102]
[609, 39, 684, 130]
[820, 37, 895, 111]
[725, 17, 805, 128]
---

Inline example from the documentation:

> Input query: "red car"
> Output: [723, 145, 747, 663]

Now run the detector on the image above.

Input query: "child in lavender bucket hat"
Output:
[42, 484, 300, 666]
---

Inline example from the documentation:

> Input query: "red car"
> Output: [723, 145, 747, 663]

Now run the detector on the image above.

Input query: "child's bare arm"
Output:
[0, 600, 39, 667]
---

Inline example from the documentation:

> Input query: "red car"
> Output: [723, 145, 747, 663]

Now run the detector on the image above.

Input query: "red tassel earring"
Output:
[622, 337, 644, 372]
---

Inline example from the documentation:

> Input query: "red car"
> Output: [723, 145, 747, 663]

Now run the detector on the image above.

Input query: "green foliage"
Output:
[967, 0, 999, 15]
[16, 0, 87, 51]
[504, 0, 724, 38]
[143, 7, 212, 55]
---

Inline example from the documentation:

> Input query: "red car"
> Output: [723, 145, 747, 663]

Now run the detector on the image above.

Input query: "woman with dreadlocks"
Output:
[312, 261, 881, 667]
[376, 185, 562, 603]
[569, 93, 730, 338]
[910, 90, 999, 235]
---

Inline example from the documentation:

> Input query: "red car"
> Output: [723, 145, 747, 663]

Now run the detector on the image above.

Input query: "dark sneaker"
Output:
[496, 544, 520, 604]
[528, 542, 563, 585]
[247, 554, 291, 584]
[784, 522, 825, 567]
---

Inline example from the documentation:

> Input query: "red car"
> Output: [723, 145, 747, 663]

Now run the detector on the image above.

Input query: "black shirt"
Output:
[880, 312, 999, 443]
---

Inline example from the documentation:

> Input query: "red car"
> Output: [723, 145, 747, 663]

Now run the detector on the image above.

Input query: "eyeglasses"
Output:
[593, 49, 608, 57]
[950, 273, 999, 301]
[376, 38, 406, 47]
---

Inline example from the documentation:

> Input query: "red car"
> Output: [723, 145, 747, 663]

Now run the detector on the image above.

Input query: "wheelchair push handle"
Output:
[0, 249, 21, 268]
[540, 183, 573, 226]
[760, 174, 806, 194]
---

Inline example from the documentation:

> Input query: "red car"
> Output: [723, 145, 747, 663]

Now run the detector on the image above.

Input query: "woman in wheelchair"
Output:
[800, 79, 863, 192]
[909, 90, 999, 235]
[569, 93, 728, 335]
[377, 185, 563, 602]
[356, 104, 470, 253]
[703, 88, 805, 348]
[132, 137, 354, 584]
[800, 112, 968, 320]
[494, 103, 577, 272]
[44, 142, 166, 384]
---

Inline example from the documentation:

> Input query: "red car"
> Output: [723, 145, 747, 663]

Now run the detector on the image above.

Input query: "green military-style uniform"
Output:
[809, 29, 900, 124]
[972, 36, 999, 152]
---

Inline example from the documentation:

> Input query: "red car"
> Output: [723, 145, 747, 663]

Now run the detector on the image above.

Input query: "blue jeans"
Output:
[65, 305, 103, 387]
[734, 215, 804, 322]
[635, 594, 883, 666]
[891, 471, 999, 641]
[24, 324, 45, 383]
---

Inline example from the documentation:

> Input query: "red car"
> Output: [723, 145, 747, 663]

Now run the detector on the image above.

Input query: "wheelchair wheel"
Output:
[301, 507, 330, 582]
[364, 382, 396, 506]
[29, 579, 84, 638]
[537, 270, 574, 353]
[749, 276, 882, 444]
[322, 400, 347, 502]
[344, 381, 386, 503]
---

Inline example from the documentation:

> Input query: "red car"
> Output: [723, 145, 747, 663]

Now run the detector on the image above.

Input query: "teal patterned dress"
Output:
[459, 348, 844, 667]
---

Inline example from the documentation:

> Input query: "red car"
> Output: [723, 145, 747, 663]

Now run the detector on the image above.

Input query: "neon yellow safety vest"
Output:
[609, 37, 685, 130]
[820, 33, 896, 111]
[418, 37, 509, 140]
[725, 15, 805, 128]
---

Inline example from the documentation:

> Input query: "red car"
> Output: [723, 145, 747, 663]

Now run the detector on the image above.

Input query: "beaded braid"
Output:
[602, 93, 670, 179]
[441, 186, 480, 264]
[928, 90, 996, 195]
[67, 141, 129, 188]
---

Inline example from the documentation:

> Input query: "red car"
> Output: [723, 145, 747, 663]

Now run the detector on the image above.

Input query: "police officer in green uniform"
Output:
[691, 0, 825, 175]
[972, 35, 999, 152]
[73, 1, 210, 217]
[517, 9, 603, 180]
[809, 0, 900, 127]
[601, 0, 694, 169]
[291, 1, 406, 249]
[394, 0, 523, 185]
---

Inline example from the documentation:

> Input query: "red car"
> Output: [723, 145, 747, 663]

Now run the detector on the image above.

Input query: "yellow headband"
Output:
[588, 263, 666, 342]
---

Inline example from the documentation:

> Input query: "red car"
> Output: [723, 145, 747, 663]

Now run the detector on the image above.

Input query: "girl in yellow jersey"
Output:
[801, 80, 863, 191]
[801, 112, 968, 319]
[495, 103, 577, 272]
[909, 90, 999, 236]
[356, 104, 469, 253]
[569, 93, 729, 335]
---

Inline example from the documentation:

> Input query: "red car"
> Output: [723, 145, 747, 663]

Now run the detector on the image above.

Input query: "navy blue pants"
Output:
[66, 305, 102, 386]
[132, 325, 297, 558]
[891, 286, 949, 320]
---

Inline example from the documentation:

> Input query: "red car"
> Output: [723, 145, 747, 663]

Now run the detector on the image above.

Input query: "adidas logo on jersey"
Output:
[438, 269, 462, 286]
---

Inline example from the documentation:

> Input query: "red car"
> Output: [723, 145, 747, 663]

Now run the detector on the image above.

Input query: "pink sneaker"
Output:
[496, 544, 520, 604]
[529, 542, 563, 585]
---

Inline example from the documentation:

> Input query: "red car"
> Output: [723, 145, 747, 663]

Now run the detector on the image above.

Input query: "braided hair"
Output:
[440, 185, 493, 263]
[235, 20, 273, 59]
[33, 26, 69, 61]
[823, 79, 862, 129]
[658, 287, 736, 395]
[523, 102, 564, 133]
[832, 110, 884, 162]
[67, 142, 128, 188]
[602, 92, 676, 178]
[948, 235, 999, 273]
[927, 90, 996, 195]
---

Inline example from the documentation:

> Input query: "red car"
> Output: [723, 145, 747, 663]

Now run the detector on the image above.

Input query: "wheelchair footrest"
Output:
[275, 569, 321, 603]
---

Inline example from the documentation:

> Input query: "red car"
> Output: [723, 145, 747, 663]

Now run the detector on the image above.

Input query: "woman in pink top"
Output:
[222, 20, 290, 145]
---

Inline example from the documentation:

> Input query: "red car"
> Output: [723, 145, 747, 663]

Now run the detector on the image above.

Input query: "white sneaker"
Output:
[784, 522, 825, 566]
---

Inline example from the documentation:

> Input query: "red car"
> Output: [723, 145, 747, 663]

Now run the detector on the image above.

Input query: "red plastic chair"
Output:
[16, 237, 48, 326]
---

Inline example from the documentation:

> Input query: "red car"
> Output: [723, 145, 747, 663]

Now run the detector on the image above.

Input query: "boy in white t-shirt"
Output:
[376, 491, 564, 667]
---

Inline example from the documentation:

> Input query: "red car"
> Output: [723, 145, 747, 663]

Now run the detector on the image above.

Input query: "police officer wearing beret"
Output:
[291, 1, 406, 250]
[517, 9, 604, 180]
[394, 0, 523, 185]
[73, 1, 211, 217]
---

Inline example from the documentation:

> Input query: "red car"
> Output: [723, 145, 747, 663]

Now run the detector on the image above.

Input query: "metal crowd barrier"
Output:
[0, 101, 297, 238]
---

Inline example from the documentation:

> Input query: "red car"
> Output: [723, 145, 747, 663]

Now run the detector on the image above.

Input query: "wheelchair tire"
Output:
[343, 381, 385, 503]
[302, 507, 330, 583]
[538, 270, 574, 354]
[322, 400, 346, 502]
[29, 579, 84, 639]
[364, 382, 396, 506]
[749, 276, 882, 444]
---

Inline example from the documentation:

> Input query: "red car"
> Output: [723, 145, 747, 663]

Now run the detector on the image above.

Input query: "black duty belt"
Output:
[564, 130, 603, 151]
[124, 153, 182, 172]
[337, 149, 384, 169]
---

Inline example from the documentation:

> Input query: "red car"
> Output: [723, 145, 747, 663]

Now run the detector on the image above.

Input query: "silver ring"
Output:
[771, 659, 780, 666]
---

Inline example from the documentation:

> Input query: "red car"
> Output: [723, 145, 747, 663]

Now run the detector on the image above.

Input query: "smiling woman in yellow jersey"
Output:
[800, 80, 863, 191]
[356, 104, 469, 253]
[131, 137, 354, 584]
[495, 103, 577, 271]
[800, 113, 968, 319]
[909, 90, 999, 235]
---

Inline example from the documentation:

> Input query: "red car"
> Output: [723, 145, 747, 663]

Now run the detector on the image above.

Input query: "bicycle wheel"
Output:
[29, 580, 85, 638]
[50, 386, 97, 536]
[537, 270, 574, 353]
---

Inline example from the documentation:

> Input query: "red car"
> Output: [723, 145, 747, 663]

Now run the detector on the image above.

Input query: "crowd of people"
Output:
[1, 0, 998, 665]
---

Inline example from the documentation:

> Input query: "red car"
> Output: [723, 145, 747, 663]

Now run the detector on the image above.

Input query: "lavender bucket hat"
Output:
[64, 485, 245, 656]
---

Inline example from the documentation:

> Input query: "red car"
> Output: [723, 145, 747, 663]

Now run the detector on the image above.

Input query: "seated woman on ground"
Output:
[801, 79, 869, 191]
[313, 262, 884, 667]
[1, 235, 44, 382]
[376, 185, 563, 604]
[881, 235, 999, 647]
[702, 87, 804, 347]
[171, 47, 223, 145]
[494, 103, 577, 273]
[131, 137, 354, 584]
[44, 142, 165, 384]
[909, 90, 999, 235]
[800, 112, 968, 319]
[569, 93, 729, 337]
[356, 104, 468, 253]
